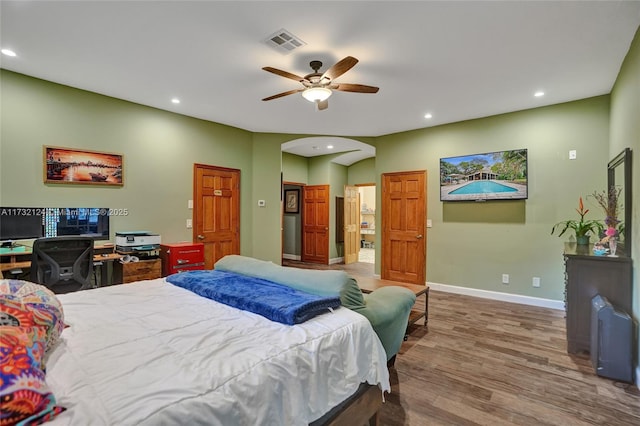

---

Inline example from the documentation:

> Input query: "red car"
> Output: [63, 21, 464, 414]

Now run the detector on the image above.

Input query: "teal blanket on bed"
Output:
[166, 270, 341, 325]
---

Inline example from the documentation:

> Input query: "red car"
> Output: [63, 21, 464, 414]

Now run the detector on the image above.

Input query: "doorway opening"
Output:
[358, 185, 376, 264]
[282, 182, 304, 262]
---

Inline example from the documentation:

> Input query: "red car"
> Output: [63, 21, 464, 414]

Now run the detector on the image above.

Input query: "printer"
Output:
[115, 231, 161, 259]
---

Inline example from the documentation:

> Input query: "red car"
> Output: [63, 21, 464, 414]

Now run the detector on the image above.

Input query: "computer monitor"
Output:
[0, 207, 110, 245]
[0, 208, 44, 244]
[45, 208, 110, 241]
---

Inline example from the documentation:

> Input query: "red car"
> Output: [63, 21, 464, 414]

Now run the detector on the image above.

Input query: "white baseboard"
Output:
[282, 253, 344, 265]
[427, 281, 565, 310]
[283, 254, 344, 265]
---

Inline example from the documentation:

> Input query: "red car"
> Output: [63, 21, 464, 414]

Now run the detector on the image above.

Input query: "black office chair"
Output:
[30, 237, 94, 294]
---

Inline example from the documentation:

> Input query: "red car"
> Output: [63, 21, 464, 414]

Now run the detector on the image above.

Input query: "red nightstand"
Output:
[160, 242, 205, 277]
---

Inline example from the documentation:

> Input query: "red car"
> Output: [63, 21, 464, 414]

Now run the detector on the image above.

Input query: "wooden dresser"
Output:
[113, 258, 162, 284]
[563, 243, 632, 354]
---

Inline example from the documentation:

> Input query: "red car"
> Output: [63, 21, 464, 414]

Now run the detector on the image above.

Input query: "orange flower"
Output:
[575, 197, 589, 220]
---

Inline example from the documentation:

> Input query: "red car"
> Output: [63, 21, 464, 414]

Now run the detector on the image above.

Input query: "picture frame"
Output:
[44, 146, 123, 186]
[284, 189, 300, 213]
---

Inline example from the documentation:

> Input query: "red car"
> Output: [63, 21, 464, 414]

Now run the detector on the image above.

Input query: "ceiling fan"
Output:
[261, 56, 379, 111]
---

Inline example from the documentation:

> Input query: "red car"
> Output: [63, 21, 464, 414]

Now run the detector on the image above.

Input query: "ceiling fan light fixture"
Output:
[302, 87, 332, 103]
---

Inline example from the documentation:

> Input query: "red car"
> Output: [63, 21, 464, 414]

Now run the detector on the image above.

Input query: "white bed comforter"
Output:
[46, 278, 390, 425]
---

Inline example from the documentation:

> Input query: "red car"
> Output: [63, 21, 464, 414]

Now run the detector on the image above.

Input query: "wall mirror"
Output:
[607, 147, 632, 257]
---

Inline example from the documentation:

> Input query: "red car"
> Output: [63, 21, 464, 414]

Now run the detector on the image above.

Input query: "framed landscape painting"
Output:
[43, 146, 123, 186]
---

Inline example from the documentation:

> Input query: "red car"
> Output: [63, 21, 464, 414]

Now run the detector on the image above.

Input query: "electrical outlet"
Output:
[533, 277, 541, 288]
[502, 274, 509, 284]
[569, 150, 577, 160]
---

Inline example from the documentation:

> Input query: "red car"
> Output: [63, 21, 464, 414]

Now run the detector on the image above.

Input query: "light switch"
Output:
[186, 219, 192, 229]
[188, 200, 193, 209]
[426, 219, 432, 228]
[569, 150, 577, 160]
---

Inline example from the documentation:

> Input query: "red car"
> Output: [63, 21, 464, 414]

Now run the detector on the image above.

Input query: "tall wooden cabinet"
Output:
[564, 244, 633, 354]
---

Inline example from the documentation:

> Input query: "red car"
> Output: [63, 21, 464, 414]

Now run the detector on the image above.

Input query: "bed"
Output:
[41, 277, 390, 425]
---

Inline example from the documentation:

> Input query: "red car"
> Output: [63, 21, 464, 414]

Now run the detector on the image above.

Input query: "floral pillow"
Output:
[0, 280, 65, 353]
[0, 325, 66, 425]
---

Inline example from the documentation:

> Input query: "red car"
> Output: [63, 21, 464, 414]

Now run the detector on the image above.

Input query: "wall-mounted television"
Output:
[440, 149, 528, 202]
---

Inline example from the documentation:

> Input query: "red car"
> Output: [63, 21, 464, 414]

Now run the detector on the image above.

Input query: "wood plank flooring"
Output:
[283, 260, 640, 426]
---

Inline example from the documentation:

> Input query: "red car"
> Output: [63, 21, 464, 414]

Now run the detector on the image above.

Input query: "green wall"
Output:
[328, 161, 348, 260]
[609, 25, 640, 383]
[0, 70, 255, 251]
[348, 157, 376, 184]
[282, 152, 308, 183]
[375, 96, 611, 301]
[249, 132, 284, 262]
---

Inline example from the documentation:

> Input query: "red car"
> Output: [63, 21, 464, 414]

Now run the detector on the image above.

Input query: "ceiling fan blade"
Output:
[316, 99, 329, 111]
[333, 83, 379, 94]
[262, 88, 304, 101]
[262, 67, 307, 82]
[322, 56, 358, 81]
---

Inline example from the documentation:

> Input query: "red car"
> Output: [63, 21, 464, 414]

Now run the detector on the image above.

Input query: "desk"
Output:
[0, 245, 122, 286]
[355, 275, 429, 327]
[90, 253, 125, 286]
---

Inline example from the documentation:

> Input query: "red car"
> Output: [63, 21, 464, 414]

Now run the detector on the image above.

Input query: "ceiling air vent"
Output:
[263, 29, 306, 54]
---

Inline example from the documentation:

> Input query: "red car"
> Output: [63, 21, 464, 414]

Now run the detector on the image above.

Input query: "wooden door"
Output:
[344, 185, 360, 264]
[301, 184, 329, 264]
[193, 164, 240, 269]
[382, 171, 427, 285]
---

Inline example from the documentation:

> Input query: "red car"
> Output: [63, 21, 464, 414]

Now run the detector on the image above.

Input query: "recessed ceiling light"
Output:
[1, 49, 17, 57]
[534, 91, 545, 97]
[424, 113, 433, 119]
[171, 98, 180, 104]
[327, 145, 334, 149]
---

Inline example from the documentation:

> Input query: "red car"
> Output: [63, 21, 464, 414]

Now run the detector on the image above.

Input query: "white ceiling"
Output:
[1, 1, 639, 165]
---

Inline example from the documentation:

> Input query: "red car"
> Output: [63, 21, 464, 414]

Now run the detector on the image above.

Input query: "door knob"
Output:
[197, 234, 205, 240]
[416, 234, 423, 239]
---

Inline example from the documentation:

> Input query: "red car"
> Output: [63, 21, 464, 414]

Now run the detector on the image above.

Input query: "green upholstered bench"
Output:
[214, 255, 416, 362]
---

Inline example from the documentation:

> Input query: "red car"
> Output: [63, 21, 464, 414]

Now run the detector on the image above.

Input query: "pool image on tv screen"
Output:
[440, 149, 528, 202]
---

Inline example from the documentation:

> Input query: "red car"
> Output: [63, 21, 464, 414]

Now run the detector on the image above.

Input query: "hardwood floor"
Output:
[283, 260, 640, 425]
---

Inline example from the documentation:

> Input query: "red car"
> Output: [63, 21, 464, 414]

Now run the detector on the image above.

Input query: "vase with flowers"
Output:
[551, 197, 603, 245]
[591, 186, 622, 256]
